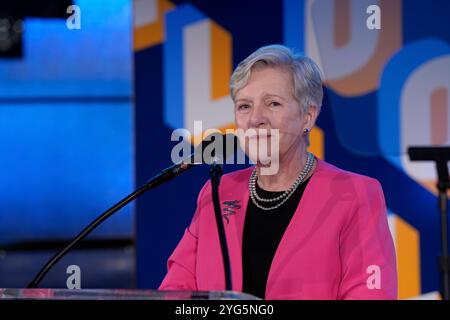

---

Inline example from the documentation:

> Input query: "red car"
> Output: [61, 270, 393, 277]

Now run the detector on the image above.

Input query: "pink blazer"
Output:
[159, 158, 398, 299]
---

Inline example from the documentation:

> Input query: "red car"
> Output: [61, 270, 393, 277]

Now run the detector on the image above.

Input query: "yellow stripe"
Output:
[134, 23, 163, 51]
[393, 216, 421, 299]
[210, 22, 232, 100]
[309, 126, 324, 160]
[134, 0, 174, 51]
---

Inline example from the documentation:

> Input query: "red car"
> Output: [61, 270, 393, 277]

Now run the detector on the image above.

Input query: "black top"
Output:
[242, 175, 312, 299]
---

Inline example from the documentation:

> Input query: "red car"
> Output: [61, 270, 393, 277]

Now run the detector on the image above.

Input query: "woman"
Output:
[159, 45, 397, 300]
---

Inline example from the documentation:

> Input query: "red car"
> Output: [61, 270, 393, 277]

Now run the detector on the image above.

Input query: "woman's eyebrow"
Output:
[235, 97, 252, 103]
[263, 93, 285, 100]
[235, 93, 286, 103]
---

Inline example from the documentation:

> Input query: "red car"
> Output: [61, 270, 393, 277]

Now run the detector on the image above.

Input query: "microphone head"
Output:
[193, 132, 238, 165]
[408, 146, 450, 161]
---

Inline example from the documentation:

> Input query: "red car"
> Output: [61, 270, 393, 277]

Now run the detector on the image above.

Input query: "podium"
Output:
[0, 288, 259, 300]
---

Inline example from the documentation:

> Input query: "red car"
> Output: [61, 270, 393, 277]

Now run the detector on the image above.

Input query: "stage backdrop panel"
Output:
[134, 0, 450, 299]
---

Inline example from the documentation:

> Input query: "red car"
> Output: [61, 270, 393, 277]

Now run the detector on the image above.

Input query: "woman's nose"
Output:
[249, 105, 268, 128]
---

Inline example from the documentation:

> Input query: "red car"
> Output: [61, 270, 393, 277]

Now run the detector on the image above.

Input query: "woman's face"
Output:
[234, 67, 310, 166]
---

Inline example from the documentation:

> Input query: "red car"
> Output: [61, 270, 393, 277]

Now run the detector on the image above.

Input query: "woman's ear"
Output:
[304, 105, 320, 131]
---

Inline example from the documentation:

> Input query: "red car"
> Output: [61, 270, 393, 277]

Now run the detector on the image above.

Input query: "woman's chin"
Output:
[246, 151, 277, 166]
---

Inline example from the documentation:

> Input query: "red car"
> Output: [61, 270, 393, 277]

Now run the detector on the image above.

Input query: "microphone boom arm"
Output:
[27, 161, 195, 289]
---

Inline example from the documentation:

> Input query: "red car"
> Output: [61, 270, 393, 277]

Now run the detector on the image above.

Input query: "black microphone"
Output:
[27, 132, 238, 288]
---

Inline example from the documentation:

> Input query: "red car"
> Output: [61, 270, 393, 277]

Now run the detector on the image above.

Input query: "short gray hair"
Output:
[230, 44, 323, 114]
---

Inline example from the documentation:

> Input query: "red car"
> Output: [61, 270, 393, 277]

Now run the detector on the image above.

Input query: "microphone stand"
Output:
[27, 161, 194, 289]
[408, 146, 450, 300]
[436, 162, 450, 300]
[437, 181, 450, 300]
[210, 161, 232, 291]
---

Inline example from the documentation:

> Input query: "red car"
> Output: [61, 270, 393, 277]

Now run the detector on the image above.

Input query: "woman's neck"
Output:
[256, 147, 315, 192]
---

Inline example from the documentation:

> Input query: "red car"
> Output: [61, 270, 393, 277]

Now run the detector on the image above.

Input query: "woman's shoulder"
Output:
[316, 158, 383, 192]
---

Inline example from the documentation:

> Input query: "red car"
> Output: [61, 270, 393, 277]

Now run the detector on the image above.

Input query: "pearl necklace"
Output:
[249, 152, 315, 211]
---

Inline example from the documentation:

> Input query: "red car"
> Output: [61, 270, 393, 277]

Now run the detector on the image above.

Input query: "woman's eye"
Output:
[269, 101, 281, 107]
[238, 104, 250, 111]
